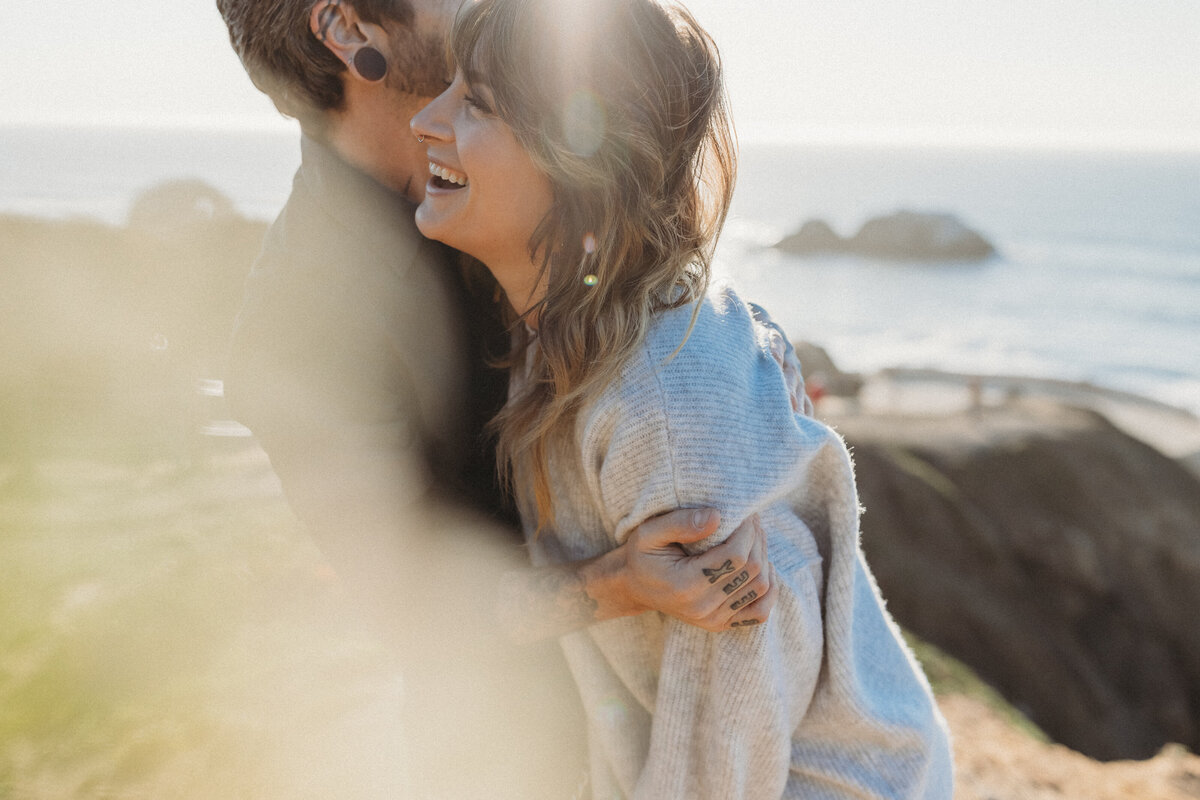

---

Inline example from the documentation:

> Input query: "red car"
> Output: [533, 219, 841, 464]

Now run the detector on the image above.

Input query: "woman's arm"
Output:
[588, 294, 838, 799]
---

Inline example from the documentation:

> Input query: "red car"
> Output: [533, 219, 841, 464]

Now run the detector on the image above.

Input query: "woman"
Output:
[411, 0, 953, 797]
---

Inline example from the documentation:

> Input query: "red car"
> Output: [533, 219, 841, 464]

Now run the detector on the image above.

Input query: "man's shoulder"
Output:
[237, 158, 459, 341]
[225, 148, 466, 426]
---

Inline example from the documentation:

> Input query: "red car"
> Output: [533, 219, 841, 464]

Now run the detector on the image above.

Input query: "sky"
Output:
[4, 0, 1199, 149]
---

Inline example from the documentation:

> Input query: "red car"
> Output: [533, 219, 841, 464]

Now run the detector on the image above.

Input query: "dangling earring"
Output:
[582, 232, 599, 287]
[352, 46, 388, 81]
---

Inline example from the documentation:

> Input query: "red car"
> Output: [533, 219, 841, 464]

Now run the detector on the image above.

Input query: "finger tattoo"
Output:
[730, 589, 758, 611]
[731, 619, 760, 627]
[702, 559, 735, 584]
[722, 570, 749, 595]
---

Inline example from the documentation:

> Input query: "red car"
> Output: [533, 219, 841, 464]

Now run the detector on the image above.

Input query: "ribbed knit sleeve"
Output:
[584, 292, 829, 552]
[571, 291, 821, 798]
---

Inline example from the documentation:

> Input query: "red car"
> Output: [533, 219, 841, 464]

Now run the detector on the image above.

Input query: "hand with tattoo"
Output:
[495, 509, 776, 642]
[613, 509, 777, 632]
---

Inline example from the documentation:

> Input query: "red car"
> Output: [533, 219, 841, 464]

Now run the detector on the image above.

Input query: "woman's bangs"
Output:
[449, 0, 496, 85]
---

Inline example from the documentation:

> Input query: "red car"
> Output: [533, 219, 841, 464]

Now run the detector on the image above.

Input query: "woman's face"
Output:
[411, 69, 555, 302]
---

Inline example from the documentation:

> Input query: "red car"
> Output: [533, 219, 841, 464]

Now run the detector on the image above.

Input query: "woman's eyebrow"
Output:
[463, 66, 491, 90]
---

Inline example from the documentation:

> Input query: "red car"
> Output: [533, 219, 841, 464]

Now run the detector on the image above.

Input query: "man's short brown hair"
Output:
[216, 0, 413, 129]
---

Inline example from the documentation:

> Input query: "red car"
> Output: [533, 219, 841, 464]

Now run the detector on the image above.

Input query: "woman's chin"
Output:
[414, 205, 449, 246]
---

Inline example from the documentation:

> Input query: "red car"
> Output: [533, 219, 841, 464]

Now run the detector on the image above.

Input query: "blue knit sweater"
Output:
[520, 286, 954, 799]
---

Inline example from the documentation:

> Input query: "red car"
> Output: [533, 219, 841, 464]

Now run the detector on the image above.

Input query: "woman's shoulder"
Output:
[642, 283, 757, 356]
[639, 285, 787, 396]
[593, 285, 801, 433]
[578, 284, 844, 543]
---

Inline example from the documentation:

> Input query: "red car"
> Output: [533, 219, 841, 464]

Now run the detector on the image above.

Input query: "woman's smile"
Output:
[427, 160, 468, 189]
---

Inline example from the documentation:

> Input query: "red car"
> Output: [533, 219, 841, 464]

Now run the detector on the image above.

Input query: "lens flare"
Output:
[563, 90, 606, 157]
[583, 274, 598, 287]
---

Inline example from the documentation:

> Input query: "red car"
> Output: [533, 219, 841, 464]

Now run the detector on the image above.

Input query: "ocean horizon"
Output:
[4, 124, 1198, 415]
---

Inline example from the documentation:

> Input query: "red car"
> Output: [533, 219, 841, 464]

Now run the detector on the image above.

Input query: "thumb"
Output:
[633, 508, 721, 548]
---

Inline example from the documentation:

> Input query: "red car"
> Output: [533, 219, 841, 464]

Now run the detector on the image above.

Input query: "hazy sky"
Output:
[5, 0, 1199, 149]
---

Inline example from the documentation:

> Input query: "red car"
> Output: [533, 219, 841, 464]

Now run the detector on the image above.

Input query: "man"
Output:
[217, 0, 777, 794]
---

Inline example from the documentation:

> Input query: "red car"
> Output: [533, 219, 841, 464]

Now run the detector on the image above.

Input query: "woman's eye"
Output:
[463, 92, 494, 116]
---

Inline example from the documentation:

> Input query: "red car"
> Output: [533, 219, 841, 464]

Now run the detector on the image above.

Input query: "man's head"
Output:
[217, 0, 454, 132]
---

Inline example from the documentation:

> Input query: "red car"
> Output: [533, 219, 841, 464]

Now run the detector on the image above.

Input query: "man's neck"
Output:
[324, 85, 431, 204]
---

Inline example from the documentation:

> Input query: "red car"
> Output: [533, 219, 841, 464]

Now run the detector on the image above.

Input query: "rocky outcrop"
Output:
[776, 210, 996, 262]
[834, 401, 1200, 761]
[778, 219, 842, 253]
[793, 341, 864, 399]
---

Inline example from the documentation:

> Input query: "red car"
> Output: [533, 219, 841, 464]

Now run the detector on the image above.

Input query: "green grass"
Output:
[905, 632, 1050, 743]
[0, 444, 409, 799]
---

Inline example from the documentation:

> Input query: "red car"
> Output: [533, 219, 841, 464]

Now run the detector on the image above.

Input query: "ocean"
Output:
[3, 125, 1198, 414]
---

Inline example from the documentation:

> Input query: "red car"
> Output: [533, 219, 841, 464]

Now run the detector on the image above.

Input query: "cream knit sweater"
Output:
[520, 286, 953, 799]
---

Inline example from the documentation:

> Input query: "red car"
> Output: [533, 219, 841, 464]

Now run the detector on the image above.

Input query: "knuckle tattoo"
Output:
[702, 559, 735, 584]
[721, 570, 749, 595]
[729, 589, 758, 611]
[730, 618, 760, 627]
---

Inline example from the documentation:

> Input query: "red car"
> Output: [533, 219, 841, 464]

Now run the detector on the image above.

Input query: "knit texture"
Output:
[521, 287, 954, 799]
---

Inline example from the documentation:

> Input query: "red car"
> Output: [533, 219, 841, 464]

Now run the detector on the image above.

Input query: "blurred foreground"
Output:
[1, 438, 588, 799]
[1, 190, 587, 798]
[5, 431, 1199, 798]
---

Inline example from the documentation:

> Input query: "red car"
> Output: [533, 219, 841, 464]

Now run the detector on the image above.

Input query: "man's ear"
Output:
[309, 0, 371, 65]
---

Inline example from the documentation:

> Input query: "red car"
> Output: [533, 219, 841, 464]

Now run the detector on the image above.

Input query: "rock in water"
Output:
[849, 210, 995, 261]
[835, 401, 1200, 761]
[774, 219, 843, 255]
[774, 210, 995, 262]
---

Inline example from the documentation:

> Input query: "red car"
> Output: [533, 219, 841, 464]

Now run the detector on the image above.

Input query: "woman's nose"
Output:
[411, 91, 453, 144]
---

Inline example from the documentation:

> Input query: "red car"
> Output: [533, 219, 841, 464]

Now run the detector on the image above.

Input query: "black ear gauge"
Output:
[352, 46, 388, 81]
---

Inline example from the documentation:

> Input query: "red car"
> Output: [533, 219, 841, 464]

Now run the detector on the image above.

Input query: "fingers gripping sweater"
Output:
[521, 287, 953, 800]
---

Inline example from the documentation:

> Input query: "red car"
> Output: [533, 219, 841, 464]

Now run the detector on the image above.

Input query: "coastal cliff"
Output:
[835, 401, 1200, 762]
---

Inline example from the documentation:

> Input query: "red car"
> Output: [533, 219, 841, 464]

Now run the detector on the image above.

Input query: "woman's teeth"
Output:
[429, 162, 468, 187]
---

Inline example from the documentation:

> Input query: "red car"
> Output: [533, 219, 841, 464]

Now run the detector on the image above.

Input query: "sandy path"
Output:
[943, 693, 1200, 800]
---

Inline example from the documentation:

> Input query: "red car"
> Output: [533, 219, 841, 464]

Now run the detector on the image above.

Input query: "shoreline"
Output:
[819, 367, 1200, 462]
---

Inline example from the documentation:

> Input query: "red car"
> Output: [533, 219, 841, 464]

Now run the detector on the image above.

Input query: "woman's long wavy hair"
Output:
[451, 0, 736, 528]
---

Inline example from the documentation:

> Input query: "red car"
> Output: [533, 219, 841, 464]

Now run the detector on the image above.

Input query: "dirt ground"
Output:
[943, 693, 1200, 800]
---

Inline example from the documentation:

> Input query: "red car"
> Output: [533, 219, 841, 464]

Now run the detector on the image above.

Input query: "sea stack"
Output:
[775, 210, 996, 262]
